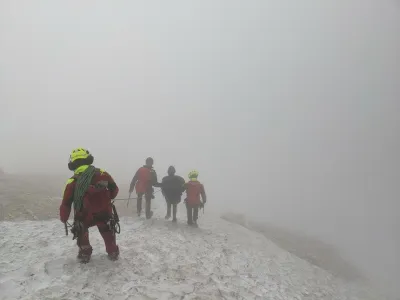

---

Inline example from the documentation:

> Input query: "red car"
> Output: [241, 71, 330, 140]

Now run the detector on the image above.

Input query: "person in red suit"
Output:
[60, 148, 120, 263]
[184, 170, 207, 227]
[129, 157, 162, 219]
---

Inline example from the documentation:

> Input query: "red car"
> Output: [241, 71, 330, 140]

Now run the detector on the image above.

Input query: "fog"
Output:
[1, 0, 399, 296]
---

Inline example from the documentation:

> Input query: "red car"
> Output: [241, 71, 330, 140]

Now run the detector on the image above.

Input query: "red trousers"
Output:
[77, 222, 119, 256]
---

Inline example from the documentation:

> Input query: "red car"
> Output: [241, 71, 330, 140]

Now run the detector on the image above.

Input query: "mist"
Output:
[1, 0, 399, 297]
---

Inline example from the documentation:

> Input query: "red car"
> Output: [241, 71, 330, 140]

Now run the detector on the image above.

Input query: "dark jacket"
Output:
[161, 174, 185, 203]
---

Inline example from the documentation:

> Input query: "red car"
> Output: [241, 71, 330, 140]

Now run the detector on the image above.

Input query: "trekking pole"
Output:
[64, 222, 68, 236]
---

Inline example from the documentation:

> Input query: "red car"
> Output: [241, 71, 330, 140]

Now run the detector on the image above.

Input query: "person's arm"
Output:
[200, 184, 207, 204]
[182, 181, 188, 202]
[59, 178, 75, 223]
[129, 169, 139, 194]
[179, 177, 186, 193]
[151, 169, 162, 188]
[105, 172, 119, 199]
[161, 176, 166, 196]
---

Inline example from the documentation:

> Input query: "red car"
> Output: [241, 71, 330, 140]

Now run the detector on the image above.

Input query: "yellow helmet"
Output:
[69, 147, 90, 163]
[188, 170, 199, 179]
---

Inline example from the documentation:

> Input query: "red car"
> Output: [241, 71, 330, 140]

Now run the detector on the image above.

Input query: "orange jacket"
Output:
[129, 166, 161, 194]
[185, 180, 206, 206]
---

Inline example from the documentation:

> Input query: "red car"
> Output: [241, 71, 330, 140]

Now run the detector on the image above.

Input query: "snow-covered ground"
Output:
[0, 203, 390, 300]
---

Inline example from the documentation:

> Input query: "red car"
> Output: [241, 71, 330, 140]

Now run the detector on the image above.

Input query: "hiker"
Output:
[59, 148, 120, 263]
[184, 170, 207, 227]
[129, 157, 162, 219]
[161, 166, 185, 222]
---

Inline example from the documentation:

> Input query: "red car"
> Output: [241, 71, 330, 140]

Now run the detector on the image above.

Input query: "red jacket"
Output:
[129, 166, 160, 194]
[60, 165, 119, 225]
[185, 179, 206, 206]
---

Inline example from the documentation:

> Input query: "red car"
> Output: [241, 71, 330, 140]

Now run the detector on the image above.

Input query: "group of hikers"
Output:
[59, 148, 207, 263]
[128, 157, 206, 224]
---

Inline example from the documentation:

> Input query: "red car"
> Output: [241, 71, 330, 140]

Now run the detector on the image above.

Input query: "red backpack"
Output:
[74, 172, 113, 225]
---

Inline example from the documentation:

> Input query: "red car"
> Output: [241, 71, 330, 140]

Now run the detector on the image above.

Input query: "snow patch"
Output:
[0, 211, 390, 300]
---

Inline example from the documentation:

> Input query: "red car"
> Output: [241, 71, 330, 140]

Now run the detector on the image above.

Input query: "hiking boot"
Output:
[172, 218, 177, 223]
[79, 256, 91, 264]
[77, 253, 91, 263]
[77, 246, 92, 263]
[165, 214, 171, 220]
[146, 211, 153, 219]
[108, 251, 119, 261]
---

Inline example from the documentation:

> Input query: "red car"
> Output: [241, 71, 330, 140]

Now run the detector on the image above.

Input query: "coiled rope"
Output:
[73, 166, 96, 211]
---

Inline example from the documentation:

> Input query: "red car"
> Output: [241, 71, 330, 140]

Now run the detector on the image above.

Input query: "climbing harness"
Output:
[64, 203, 121, 242]
[71, 220, 85, 246]
[108, 201, 121, 234]
[63, 188, 162, 236]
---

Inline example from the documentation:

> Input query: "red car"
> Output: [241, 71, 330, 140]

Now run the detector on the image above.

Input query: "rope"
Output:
[113, 188, 162, 208]
[73, 166, 96, 211]
[114, 197, 136, 201]
[113, 188, 162, 201]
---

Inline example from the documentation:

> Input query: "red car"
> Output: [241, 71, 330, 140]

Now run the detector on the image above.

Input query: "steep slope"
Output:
[220, 213, 368, 283]
[0, 206, 389, 300]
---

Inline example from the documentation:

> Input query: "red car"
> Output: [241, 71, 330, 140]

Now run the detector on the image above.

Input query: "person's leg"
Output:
[172, 204, 177, 222]
[165, 199, 171, 219]
[186, 203, 193, 225]
[137, 193, 143, 216]
[193, 206, 199, 226]
[145, 193, 153, 219]
[97, 222, 119, 260]
[77, 226, 92, 262]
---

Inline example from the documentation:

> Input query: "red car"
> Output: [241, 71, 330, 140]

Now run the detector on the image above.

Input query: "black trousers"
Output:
[166, 203, 177, 219]
[186, 204, 199, 224]
[137, 193, 152, 218]
[165, 196, 180, 220]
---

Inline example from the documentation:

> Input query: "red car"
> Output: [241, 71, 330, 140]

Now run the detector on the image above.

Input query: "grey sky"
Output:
[1, 0, 399, 296]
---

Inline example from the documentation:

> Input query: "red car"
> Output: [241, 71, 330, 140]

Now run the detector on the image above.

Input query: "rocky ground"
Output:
[0, 173, 135, 222]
